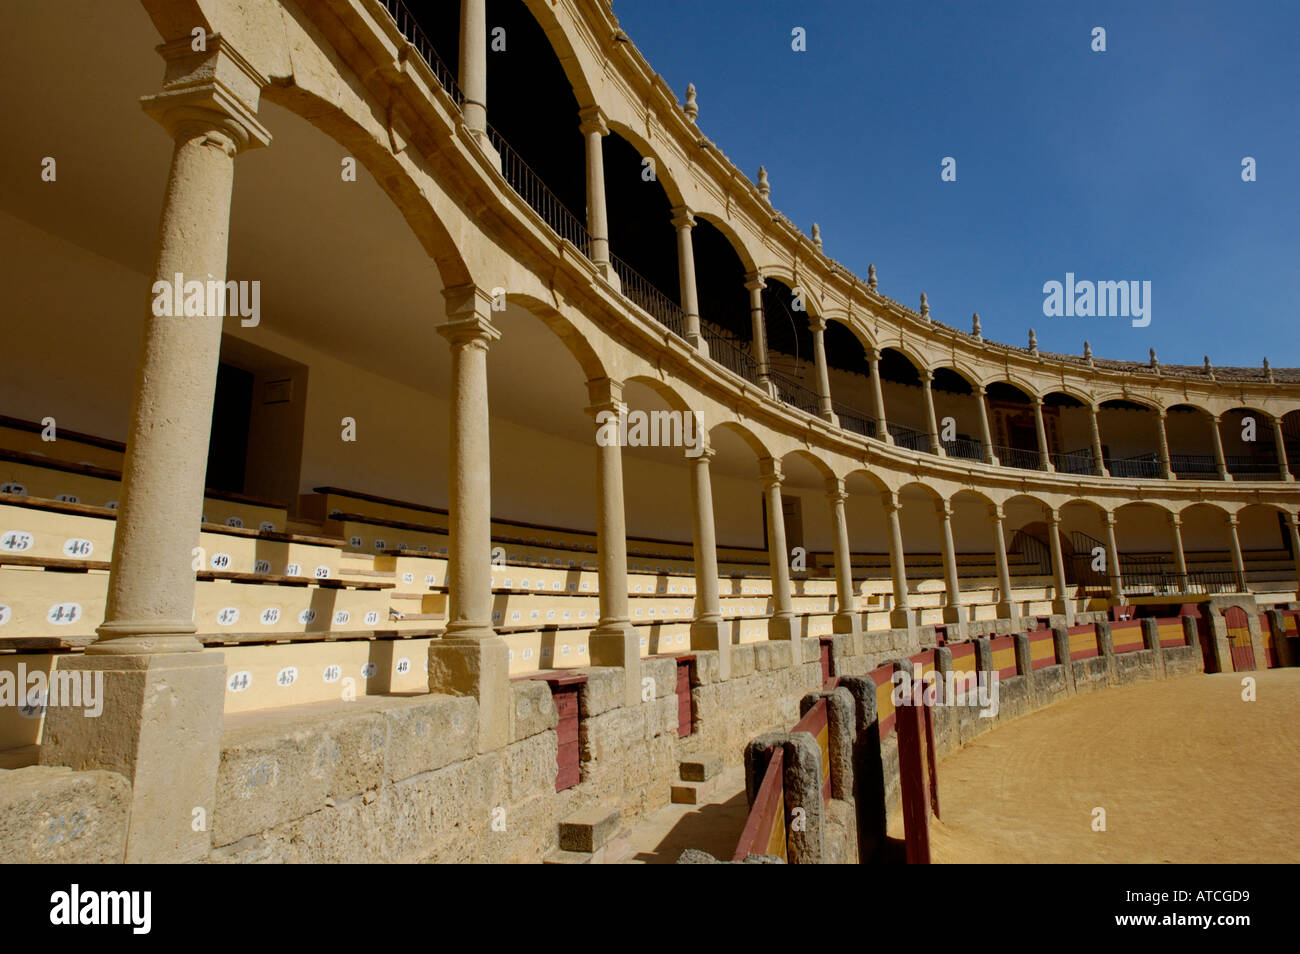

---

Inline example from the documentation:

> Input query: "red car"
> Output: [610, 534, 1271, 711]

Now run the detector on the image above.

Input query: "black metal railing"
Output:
[833, 403, 877, 439]
[1171, 454, 1219, 477]
[1226, 454, 1282, 479]
[888, 422, 931, 453]
[1052, 448, 1096, 475]
[700, 323, 761, 385]
[1121, 564, 1241, 596]
[770, 372, 823, 417]
[995, 445, 1043, 470]
[380, 0, 463, 103]
[1009, 530, 1051, 575]
[1107, 454, 1162, 479]
[486, 126, 591, 255]
[609, 255, 688, 340]
[943, 435, 986, 461]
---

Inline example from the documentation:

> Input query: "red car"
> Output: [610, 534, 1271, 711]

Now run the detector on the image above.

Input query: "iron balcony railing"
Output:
[770, 372, 823, 417]
[995, 445, 1043, 470]
[888, 422, 931, 453]
[380, 0, 463, 104]
[1052, 448, 1096, 475]
[1108, 454, 1163, 479]
[942, 435, 985, 461]
[700, 323, 761, 385]
[833, 402, 877, 439]
[609, 255, 688, 340]
[486, 126, 591, 255]
[1171, 454, 1218, 477]
[1226, 454, 1282, 479]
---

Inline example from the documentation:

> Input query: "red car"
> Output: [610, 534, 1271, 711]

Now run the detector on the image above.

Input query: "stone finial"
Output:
[1264, 357, 1274, 382]
[811, 222, 822, 250]
[1028, 328, 1038, 355]
[756, 165, 770, 200]
[920, 292, 930, 320]
[1149, 347, 1158, 366]
[1204, 355, 1215, 381]
[683, 83, 698, 123]
[972, 312, 982, 340]
[867, 263, 877, 290]
[1084, 340, 1093, 360]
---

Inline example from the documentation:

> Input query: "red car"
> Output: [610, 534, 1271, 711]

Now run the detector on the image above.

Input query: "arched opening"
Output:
[1234, 504, 1295, 597]
[1058, 501, 1112, 607]
[1165, 404, 1219, 479]
[693, 217, 759, 382]
[762, 278, 821, 416]
[604, 131, 679, 324]
[876, 348, 928, 451]
[1112, 502, 1177, 596]
[931, 368, 984, 461]
[1221, 408, 1282, 480]
[824, 323, 876, 437]
[1042, 391, 1092, 473]
[985, 382, 1041, 470]
[1097, 399, 1162, 479]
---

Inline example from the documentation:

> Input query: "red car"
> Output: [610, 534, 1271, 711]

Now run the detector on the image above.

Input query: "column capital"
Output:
[688, 443, 716, 463]
[758, 456, 784, 487]
[824, 477, 847, 502]
[439, 286, 500, 347]
[987, 503, 1005, 522]
[1030, 394, 1044, 407]
[669, 206, 696, 230]
[808, 315, 827, 333]
[935, 499, 954, 519]
[142, 34, 271, 152]
[974, 382, 987, 395]
[864, 344, 882, 362]
[1209, 413, 1223, 424]
[1104, 511, 1118, 527]
[1288, 511, 1300, 529]
[1155, 406, 1168, 420]
[743, 271, 766, 292]
[577, 104, 609, 136]
[1227, 512, 1240, 527]
[1047, 507, 1061, 525]
[1168, 512, 1183, 527]
[584, 376, 624, 409]
[921, 367, 934, 384]
[881, 490, 902, 514]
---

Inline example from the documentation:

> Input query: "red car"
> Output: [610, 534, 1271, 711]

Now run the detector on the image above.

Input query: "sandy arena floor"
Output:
[890, 670, 1300, 863]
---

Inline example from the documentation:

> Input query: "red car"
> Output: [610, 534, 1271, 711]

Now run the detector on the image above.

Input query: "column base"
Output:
[428, 635, 510, 753]
[39, 650, 227, 864]
[831, 611, 861, 638]
[589, 622, 640, 707]
[460, 122, 501, 173]
[942, 604, 965, 625]
[767, 613, 798, 641]
[686, 331, 708, 356]
[820, 409, 839, 426]
[689, 617, 731, 680]
[994, 600, 1014, 620]
[593, 260, 622, 292]
[88, 619, 204, 655]
[889, 608, 912, 630]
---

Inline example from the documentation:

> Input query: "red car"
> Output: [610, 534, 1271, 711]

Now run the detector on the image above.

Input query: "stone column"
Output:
[1209, 414, 1232, 481]
[430, 285, 510, 753]
[975, 384, 997, 464]
[1271, 416, 1293, 481]
[586, 378, 639, 705]
[760, 458, 797, 641]
[744, 272, 773, 394]
[1031, 395, 1053, 471]
[866, 346, 891, 443]
[1089, 403, 1109, 476]
[688, 446, 730, 678]
[1154, 408, 1174, 480]
[937, 500, 964, 627]
[1287, 512, 1300, 596]
[990, 504, 1014, 619]
[1226, 513, 1248, 592]
[1104, 511, 1124, 603]
[459, 0, 488, 136]
[921, 369, 943, 455]
[826, 479, 860, 637]
[578, 106, 616, 285]
[809, 316, 836, 423]
[1169, 512, 1189, 591]
[670, 206, 704, 352]
[38, 37, 270, 864]
[884, 492, 911, 628]
[1047, 508, 1071, 618]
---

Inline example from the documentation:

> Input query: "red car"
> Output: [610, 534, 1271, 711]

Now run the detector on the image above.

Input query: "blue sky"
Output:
[611, 0, 1300, 368]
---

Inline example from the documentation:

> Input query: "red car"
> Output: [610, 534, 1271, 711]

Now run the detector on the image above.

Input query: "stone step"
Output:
[543, 849, 593, 865]
[558, 803, 621, 853]
[679, 756, 723, 783]
[670, 776, 721, 805]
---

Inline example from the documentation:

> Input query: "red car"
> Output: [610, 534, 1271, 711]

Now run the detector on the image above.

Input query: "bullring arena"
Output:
[0, 0, 1297, 867]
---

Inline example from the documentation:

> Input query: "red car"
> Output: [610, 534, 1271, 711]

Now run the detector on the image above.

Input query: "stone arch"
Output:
[506, 293, 608, 382]
[262, 85, 473, 290]
[518, 0, 600, 109]
[604, 120, 688, 210]
[694, 212, 759, 274]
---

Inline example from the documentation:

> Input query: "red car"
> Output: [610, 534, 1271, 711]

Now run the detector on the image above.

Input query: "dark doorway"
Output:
[206, 362, 253, 494]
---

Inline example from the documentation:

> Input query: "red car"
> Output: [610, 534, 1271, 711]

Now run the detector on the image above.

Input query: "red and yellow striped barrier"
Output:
[989, 635, 1017, 679]
[872, 664, 896, 739]
[792, 698, 832, 803]
[1111, 619, 1144, 654]
[1068, 623, 1100, 661]
[733, 747, 786, 861]
[1028, 629, 1057, 670]
[1156, 617, 1187, 648]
